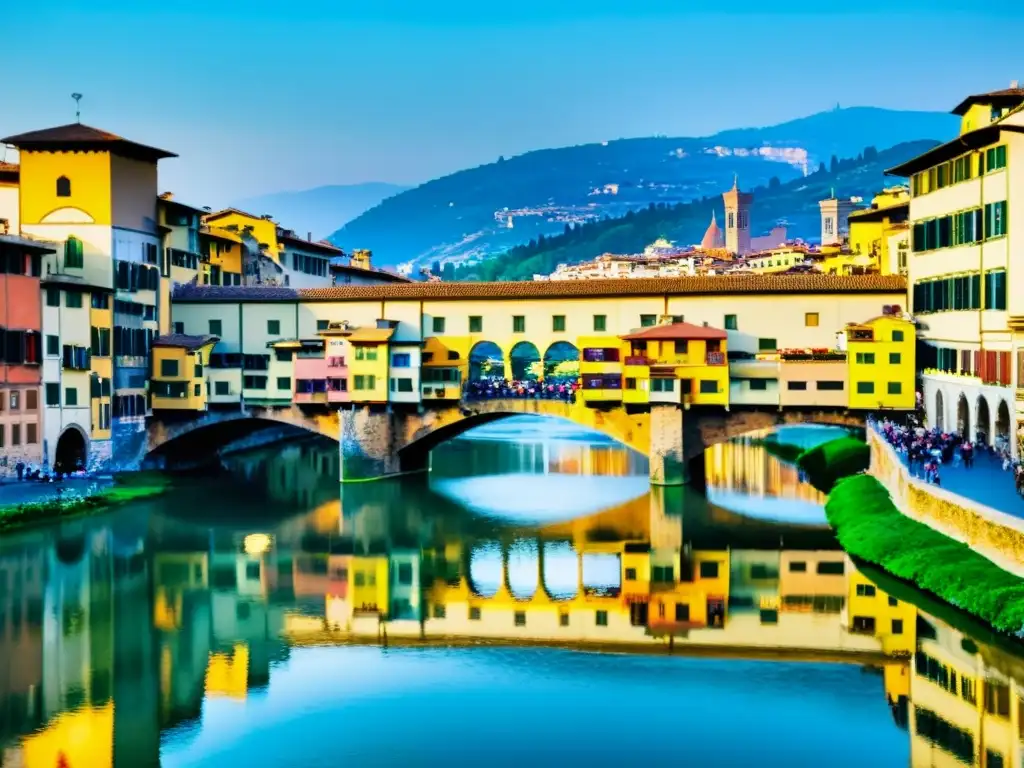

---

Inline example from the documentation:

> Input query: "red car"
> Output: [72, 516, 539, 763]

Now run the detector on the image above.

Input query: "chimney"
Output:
[159, 191, 174, 200]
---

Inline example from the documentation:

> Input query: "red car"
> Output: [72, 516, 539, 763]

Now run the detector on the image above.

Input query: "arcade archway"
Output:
[55, 426, 87, 474]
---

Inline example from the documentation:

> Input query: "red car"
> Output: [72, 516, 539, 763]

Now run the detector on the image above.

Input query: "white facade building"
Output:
[887, 84, 1024, 452]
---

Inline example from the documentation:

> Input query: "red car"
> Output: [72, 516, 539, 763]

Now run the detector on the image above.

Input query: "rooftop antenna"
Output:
[71, 93, 82, 123]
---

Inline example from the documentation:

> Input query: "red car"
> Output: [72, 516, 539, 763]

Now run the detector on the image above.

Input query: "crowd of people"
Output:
[463, 377, 579, 403]
[872, 417, 1024, 494]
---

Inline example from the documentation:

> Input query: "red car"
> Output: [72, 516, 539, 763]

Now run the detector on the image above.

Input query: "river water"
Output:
[0, 416, 1021, 766]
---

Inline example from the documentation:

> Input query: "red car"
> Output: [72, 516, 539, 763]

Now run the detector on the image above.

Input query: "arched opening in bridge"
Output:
[508, 341, 541, 381]
[581, 553, 621, 596]
[507, 539, 539, 599]
[957, 394, 970, 438]
[469, 341, 504, 382]
[543, 341, 580, 383]
[996, 400, 1012, 447]
[976, 395, 991, 443]
[54, 426, 87, 474]
[934, 390, 944, 432]
[542, 541, 579, 600]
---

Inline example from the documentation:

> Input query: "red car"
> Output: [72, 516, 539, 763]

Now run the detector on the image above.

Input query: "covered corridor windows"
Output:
[984, 270, 1007, 310]
[912, 274, 981, 313]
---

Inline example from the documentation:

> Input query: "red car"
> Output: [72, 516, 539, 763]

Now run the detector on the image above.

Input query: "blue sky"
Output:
[4, 1, 1022, 206]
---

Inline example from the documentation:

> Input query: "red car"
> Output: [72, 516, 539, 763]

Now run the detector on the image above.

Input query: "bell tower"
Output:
[722, 176, 753, 255]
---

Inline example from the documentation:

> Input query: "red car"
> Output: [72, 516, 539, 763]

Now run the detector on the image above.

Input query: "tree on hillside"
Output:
[441, 262, 456, 281]
[769, 176, 781, 190]
[830, 155, 839, 173]
[431, 260, 442, 276]
[863, 146, 878, 161]
[817, 161, 827, 174]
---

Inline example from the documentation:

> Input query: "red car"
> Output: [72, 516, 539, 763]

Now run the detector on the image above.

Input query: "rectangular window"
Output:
[559, 613, 570, 627]
[209, 319, 223, 336]
[651, 378, 675, 392]
[595, 610, 608, 627]
[817, 380, 844, 391]
[675, 603, 690, 622]
[817, 560, 845, 575]
[512, 315, 525, 333]
[432, 317, 445, 334]
[46, 335, 59, 356]
[892, 330, 904, 342]
[698, 380, 718, 394]
[805, 312, 819, 327]
[984, 269, 1007, 310]
[640, 314, 657, 327]
[892, 619, 904, 635]
[855, 583, 876, 597]
[267, 319, 280, 335]
[392, 353, 411, 367]
[552, 315, 566, 332]
[317, 319, 329, 331]
[277, 377, 291, 390]
[889, 352, 901, 365]
[758, 338, 777, 352]
[160, 359, 178, 377]
[514, 611, 526, 627]
[887, 382, 902, 395]
[45, 382, 60, 406]
[469, 316, 482, 333]
[857, 381, 875, 394]
[789, 561, 806, 572]
[469, 606, 481, 621]
[214, 381, 230, 395]
[26, 390, 37, 410]
[624, 568, 637, 581]
[65, 387, 78, 406]
[749, 379, 768, 391]
[46, 288, 60, 307]
[699, 561, 719, 579]
[242, 375, 267, 390]
[787, 380, 808, 391]
[673, 340, 688, 355]
[593, 314, 607, 332]
[855, 353, 876, 364]
[65, 292, 82, 308]
[724, 314, 738, 330]
[27, 423, 37, 444]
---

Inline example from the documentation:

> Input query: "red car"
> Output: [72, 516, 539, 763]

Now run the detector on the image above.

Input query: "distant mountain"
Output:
[451, 140, 937, 282]
[328, 106, 957, 269]
[234, 182, 410, 241]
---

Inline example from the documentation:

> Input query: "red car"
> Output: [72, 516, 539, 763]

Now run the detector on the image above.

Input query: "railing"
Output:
[327, 356, 346, 368]
[705, 351, 726, 365]
[463, 379, 578, 403]
[624, 356, 651, 366]
[780, 352, 847, 362]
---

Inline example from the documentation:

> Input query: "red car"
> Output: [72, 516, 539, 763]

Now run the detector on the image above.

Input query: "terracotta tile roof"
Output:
[952, 87, 1024, 116]
[0, 233, 58, 254]
[172, 284, 299, 301]
[153, 333, 219, 350]
[621, 322, 728, 341]
[200, 225, 243, 244]
[202, 207, 269, 224]
[1, 123, 176, 162]
[330, 262, 412, 283]
[172, 274, 906, 303]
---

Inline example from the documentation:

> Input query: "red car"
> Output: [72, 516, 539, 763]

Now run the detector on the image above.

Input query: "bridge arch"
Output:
[509, 341, 541, 381]
[957, 394, 970, 438]
[469, 341, 504, 381]
[55, 424, 88, 474]
[996, 399, 1012, 448]
[934, 390, 945, 432]
[543, 341, 580, 381]
[976, 395, 991, 444]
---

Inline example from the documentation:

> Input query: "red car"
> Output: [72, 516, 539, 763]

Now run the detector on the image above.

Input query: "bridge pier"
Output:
[650, 404, 687, 486]
[338, 407, 404, 483]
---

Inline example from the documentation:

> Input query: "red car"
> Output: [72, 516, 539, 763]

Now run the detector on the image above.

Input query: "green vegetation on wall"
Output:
[796, 436, 871, 493]
[827, 473, 1024, 634]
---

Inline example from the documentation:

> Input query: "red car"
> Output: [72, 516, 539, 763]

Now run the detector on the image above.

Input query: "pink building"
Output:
[292, 338, 350, 404]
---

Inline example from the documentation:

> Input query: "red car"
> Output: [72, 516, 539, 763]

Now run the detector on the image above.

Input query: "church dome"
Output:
[700, 211, 724, 250]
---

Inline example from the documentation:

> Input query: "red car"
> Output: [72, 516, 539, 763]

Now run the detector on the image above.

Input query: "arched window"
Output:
[56, 176, 71, 197]
[64, 236, 84, 269]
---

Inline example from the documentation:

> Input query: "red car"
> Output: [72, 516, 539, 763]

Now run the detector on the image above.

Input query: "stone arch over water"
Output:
[469, 341, 504, 381]
[509, 341, 541, 381]
[543, 341, 580, 381]
[957, 394, 970, 438]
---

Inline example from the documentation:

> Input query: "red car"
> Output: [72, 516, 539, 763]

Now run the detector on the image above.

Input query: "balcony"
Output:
[422, 383, 460, 400]
[705, 351, 726, 366]
[327, 356, 346, 369]
[624, 356, 652, 366]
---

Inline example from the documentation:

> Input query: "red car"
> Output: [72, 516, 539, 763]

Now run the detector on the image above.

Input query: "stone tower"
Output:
[722, 176, 753, 255]
[818, 191, 858, 246]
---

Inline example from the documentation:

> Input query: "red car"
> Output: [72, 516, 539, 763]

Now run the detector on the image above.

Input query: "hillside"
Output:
[450, 140, 936, 282]
[329, 107, 956, 269]
[234, 182, 409, 241]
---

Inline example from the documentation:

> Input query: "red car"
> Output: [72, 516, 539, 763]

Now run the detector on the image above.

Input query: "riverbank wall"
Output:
[867, 429, 1024, 578]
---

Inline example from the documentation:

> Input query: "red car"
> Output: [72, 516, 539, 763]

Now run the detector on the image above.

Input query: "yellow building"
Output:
[647, 549, 730, 630]
[578, 335, 625, 404]
[619, 322, 729, 407]
[89, 288, 113, 443]
[739, 246, 811, 274]
[150, 333, 219, 411]
[2, 122, 175, 470]
[846, 568, 916, 656]
[351, 555, 390, 614]
[846, 187, 910, 276]
[421, 335, 469, 400]
[200, 225, 244, 286]
[845, 314, 916, 410]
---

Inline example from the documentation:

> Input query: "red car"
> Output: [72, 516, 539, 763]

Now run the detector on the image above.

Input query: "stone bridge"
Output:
[146, 400, 865, 485]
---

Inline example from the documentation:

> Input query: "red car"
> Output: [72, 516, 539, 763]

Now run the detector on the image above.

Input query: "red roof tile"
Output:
[621, 322, 727, 341]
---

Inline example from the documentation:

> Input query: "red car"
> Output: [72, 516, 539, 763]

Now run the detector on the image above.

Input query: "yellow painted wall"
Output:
[18, 150, 112, 225]
[349, 342, 389, 402]
[205, 210, 279, 261]
[847, 570, 917, 655]
[205, 644, 249, 699]
[151, 345, 213, 411]
[625, 337, 729, 406]
[351, 556, 390, 612]
[847, 316, 916, 410]
[90, 299, 113, 440]
[21, 702, 113, 768]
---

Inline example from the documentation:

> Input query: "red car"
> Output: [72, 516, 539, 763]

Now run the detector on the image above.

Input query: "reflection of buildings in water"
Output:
[431, 437, 648, 479]
[704, 438, 824, 505]
[0, 544, 45, 750]
[223, 439, 339, 511]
